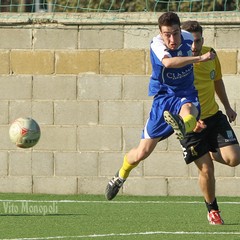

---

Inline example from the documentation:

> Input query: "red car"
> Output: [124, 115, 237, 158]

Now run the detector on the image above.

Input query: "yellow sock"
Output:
[119, 155, 138, 179]
[183, 114, 197, 133]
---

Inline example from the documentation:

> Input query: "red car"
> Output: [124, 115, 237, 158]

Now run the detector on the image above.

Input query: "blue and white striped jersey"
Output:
[149, 30, 196, 97]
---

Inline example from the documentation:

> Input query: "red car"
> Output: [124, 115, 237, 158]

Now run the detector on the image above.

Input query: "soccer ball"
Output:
[9, 117, 41, 148]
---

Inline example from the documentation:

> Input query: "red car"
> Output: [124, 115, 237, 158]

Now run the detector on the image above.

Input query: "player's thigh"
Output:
[180, 129, 209, 164]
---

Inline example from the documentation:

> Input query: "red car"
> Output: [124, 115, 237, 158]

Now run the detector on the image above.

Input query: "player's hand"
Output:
[199, 51, 216, 62]
[193, 119, 206, 132]
[225, 107, 237, 123]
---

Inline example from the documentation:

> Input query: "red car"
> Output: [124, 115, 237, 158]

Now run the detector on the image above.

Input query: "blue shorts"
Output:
[142, 91, 200, 140]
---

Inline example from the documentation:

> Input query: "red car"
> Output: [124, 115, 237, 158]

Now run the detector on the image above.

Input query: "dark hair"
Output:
[158, 12, 180, 30]
[181, 20, 203, 35]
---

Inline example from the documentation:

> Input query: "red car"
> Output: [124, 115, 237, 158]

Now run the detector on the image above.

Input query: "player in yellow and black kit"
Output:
[181, 21, 240, 225]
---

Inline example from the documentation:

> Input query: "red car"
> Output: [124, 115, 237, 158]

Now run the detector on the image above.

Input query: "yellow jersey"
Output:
[193, 46, 222, 119]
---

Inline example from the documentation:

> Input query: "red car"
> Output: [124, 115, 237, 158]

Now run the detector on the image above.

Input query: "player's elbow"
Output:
[162, 58, 177, 68]
[162, 60, 172, 68]
[163, 63, 171, 68]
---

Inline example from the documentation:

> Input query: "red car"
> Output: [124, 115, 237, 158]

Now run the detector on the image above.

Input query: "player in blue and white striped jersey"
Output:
[105, 12, 216, 201]
[146, 28, 200, 140]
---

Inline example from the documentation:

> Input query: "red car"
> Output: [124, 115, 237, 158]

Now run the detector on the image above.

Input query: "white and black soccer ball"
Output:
[9, 117, 41, 148]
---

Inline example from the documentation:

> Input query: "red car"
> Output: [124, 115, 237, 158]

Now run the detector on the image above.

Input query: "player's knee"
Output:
[225, 157, 240, 167]
[233, 158, 240, 166]
[199, 164, 214, 178]
[223, 151, 240, 167]
[221, 145, 240, 167]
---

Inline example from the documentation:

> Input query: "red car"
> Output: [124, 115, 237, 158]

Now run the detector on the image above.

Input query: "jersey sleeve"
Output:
[150, 35, 171, 64]
[181, 30, 194, 42]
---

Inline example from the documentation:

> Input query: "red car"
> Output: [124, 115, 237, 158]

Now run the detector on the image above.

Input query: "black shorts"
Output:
[180, 111, 239, 164]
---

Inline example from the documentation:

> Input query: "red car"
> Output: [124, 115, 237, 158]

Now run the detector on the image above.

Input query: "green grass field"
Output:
[0, 194, 239, 240]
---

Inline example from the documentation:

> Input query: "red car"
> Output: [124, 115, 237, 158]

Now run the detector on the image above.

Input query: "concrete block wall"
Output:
[0, 12, 239, 196]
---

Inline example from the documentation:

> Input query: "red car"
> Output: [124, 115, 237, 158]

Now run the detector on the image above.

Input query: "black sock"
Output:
[205, 198, 219, 212]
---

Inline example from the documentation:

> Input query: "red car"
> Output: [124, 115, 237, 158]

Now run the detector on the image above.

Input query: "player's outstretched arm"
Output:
[162, 51, 216, 68]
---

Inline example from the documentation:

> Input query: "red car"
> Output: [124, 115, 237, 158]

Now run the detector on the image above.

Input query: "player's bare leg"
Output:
[194, 153, 224, 225]
[195, 153, 215, 204]
[126, 138, 160, 165]
[210, 144, 240, 167]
